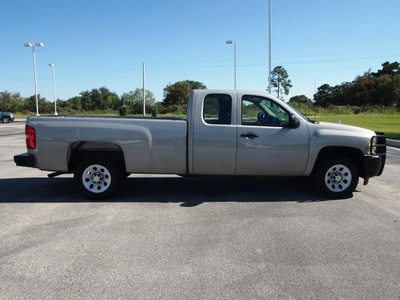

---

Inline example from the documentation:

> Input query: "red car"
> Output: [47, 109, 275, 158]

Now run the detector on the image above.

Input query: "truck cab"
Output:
[187, 90, 309, 177]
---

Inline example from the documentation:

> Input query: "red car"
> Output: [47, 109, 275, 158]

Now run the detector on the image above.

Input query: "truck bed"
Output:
[27, 115, 188, 174]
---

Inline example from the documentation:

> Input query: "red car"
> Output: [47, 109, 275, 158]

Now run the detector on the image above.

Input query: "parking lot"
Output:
[1, 121, 400, 299]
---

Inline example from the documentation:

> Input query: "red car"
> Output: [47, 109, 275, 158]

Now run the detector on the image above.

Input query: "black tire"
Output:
[2, 117, 10, 123]
[74, 158, 122, 200]
[315, 156, 359, 199]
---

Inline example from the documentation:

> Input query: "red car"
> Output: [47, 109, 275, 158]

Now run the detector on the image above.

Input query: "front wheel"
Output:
[74, 158, 122, 200]
[2, 117, 11, 123]
[315, 156, 359, 199]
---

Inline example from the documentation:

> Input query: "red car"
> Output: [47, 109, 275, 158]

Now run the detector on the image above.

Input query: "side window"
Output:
[203, 94, 232, 125]
[241, 95, 290, 127]
[242, 99, 263, 125]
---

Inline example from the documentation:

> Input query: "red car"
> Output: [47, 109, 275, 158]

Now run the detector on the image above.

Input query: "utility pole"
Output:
[24, 42, 44, 116]
[143, 63, 146, 116]
[48, 63, 58, 115]
[226, 40, 237, 90]
[268, 0, 272, 94]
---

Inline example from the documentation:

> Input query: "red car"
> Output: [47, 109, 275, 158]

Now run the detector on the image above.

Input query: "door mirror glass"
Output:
[289, 114, 300, 129]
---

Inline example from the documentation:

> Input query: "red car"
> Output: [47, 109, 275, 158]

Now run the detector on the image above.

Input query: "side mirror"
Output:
[289, 113, 300, 129]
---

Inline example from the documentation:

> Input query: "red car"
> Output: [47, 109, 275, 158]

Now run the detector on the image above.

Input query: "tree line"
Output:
[2, 61, 398, 116]
[0, 80, 207, 116]
[289, 61, 400, 109]
[255, 61, 399, 109]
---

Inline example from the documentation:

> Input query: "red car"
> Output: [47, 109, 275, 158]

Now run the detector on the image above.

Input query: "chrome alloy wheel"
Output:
[324, 164, 352, 193]
[82, 164, 111, 193]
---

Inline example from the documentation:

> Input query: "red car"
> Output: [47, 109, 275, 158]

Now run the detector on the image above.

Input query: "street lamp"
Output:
[24, 42, 44, 116]
[143, 62, 146, 116]
[226, 40, 236, 90]
[268, 0, 272, 94]
[48, 63, 58, 115]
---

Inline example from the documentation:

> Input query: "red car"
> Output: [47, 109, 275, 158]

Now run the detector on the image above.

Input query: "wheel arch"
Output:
[311, 146, 364, 177]
[68, 141, 126, 173]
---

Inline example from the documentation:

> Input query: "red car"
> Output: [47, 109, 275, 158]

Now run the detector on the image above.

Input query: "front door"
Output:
[235, 94, 309, 176]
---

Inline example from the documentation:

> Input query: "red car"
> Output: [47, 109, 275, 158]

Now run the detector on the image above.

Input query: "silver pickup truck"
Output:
[14, 89, 386, 199]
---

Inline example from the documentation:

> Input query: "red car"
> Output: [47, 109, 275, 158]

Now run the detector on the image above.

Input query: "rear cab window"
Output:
[203, 94, 232, 125]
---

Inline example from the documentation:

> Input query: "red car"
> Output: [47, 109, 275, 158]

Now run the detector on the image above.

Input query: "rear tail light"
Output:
[25, 125, 36, 149]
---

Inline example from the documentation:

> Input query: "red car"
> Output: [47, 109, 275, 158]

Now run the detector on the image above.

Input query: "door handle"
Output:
[240, 132, 259, 139]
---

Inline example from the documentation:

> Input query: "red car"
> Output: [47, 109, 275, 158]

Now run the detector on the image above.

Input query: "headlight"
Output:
[370, 136, 377, 155]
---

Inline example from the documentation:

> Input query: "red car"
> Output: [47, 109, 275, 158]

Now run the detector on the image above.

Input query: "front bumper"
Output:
[363, 155, 385, 179]
[14, 153, 35, 168]
[362, 132, 386, 181]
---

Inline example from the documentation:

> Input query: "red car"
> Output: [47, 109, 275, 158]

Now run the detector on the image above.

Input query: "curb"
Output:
[387, 139, 400, 148]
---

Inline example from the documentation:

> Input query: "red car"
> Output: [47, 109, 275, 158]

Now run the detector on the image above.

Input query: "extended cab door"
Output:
[235, 93, 310, 176]
[190, 91, 237, 175]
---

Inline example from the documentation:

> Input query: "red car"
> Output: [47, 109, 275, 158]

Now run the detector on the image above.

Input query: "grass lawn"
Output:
[308, 113, 400, 140]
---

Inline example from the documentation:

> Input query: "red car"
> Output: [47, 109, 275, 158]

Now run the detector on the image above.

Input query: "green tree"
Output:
[98, 86, 122, 110]
[268, 66, 292, 99]
[288, 95, 313, 107]
[313, 82, 350, 107]
[313, 84, 333, 108]
[345, 71, 400, 107]
[344, 77, 374, 106]
[80, 90, 92, 111]
[373, 74, 400, 106]
[78, 87, 121, 111]
[24, 94, 53, 114]
[162, 80, 206, 112]
[121, 88, 156, 107]
[66, 96, 82, 111]
[0, 91, 25, 112]
[90, 89, 102, 109]
[372, 61, 400, 78]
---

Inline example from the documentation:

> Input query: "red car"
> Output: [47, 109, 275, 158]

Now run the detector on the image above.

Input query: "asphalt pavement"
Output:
[1, 122, 399, 299]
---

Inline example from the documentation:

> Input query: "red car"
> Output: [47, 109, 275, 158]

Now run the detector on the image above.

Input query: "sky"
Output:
[1, 0, 400, 103]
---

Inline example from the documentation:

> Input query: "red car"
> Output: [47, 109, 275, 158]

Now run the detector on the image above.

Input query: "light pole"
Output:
[48, 63, 58, 115]
[24, 43, 44, 116]
[268, 0, 272, 94]
[143, 62, 146, 116]
[226, 40, 236, 90]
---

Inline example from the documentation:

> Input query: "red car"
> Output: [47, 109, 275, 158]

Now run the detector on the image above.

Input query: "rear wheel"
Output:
[315, 156, 359, 199]
[74, 158, 122, 200]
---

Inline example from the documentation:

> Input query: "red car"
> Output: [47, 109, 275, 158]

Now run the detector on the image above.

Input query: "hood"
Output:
[307, 121, 375, 155]
[315, 121, 375, 138]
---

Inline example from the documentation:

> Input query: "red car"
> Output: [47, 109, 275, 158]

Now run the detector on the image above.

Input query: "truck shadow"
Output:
[0, 176, 346, 204]
[121, 177, 340, 206]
